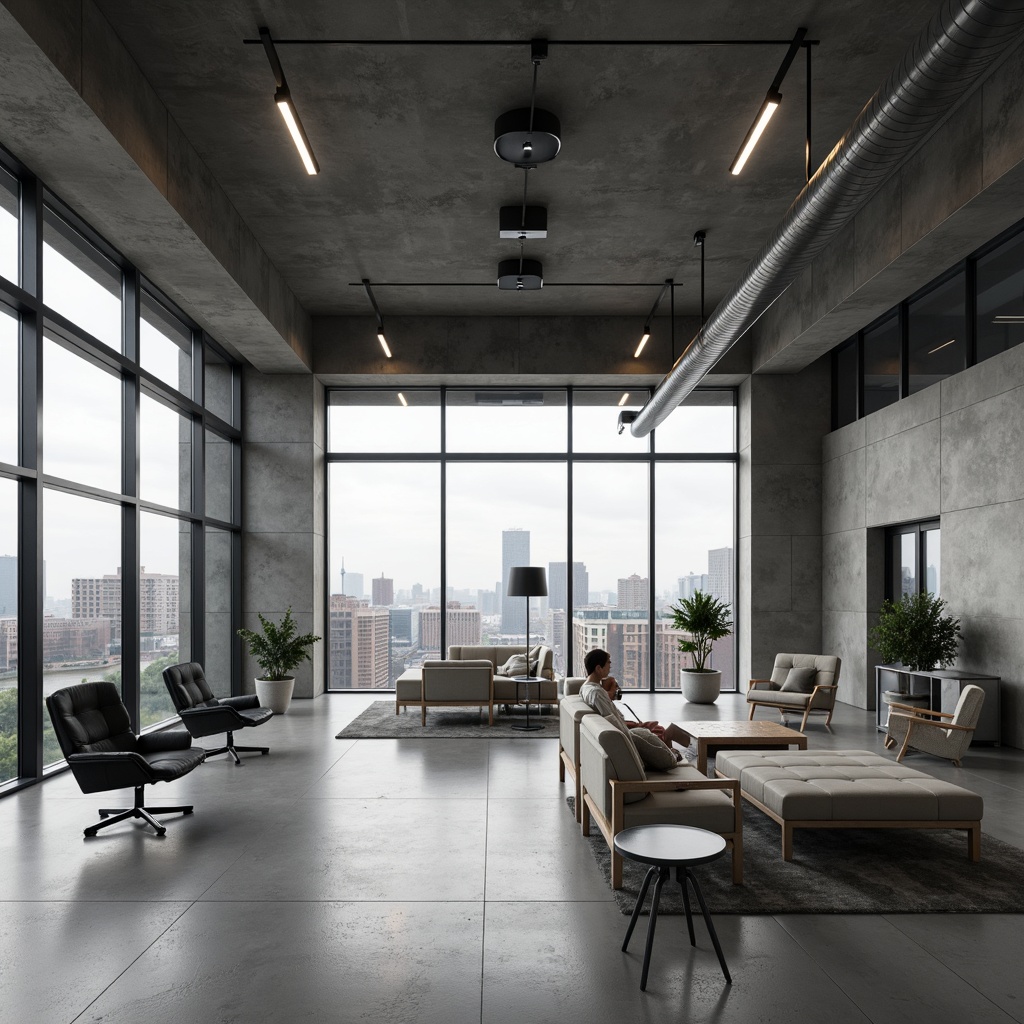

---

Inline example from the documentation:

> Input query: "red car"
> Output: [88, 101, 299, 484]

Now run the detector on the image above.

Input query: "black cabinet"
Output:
[875, 666, 1000, 744]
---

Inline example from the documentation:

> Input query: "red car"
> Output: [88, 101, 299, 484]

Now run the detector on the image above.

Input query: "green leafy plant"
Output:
[670, 591, 733, 672]
[868, 592, 961, 673]
[237, 608, 321, 680]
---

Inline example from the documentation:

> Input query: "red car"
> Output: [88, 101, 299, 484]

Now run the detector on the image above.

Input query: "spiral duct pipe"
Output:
[631, 0, 1024, 436]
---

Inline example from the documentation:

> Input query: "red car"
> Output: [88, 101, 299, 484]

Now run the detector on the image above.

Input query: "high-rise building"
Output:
[389, 606, 415, 644]
[617, 573, 648, 610]
[708, 547, 733, 607]
[371, 574, 394, 607]
[547, 561, 589, 612]
[329, 594, 389, 688]
[71, 567, 179, 640]
[678, 572, 709, 600]
[0, 555, 16, 618]
[419, 603, 482, 653]
[501, 528, 530, 635]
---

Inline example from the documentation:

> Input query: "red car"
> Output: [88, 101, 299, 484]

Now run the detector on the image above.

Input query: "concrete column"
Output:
[241, 370, 325, 698]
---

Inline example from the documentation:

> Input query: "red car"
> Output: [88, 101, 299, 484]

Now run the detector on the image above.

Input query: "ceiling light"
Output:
[397, 392, 408, 406]
[362, 278, 392, 357]
[730, 90, 782, 175]
[494, 108, 562, 167]
[634, 330, 651, 359]
[927, 338, 957, 354]
[992, 315, 1024, 323]
[618, 393, 630, 407]
[377, 332, 392, 358]
[497, 259, 543, 290]
[499, 206, 548, 239]
[275, 88, 320, 175]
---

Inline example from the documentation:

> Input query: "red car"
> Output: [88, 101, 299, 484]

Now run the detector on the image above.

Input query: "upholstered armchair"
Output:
[46, 681, 206, 836]
[885, 684, 985, 767]
[419, 659, 494, 725]
[746, 653, 842, 731]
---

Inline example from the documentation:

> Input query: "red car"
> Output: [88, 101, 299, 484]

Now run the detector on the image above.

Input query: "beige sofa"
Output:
[579, 714, 743, 888]
[395, 660, 494, 725]
[448, 645, 558, 708]
[559, 692, 597, 822]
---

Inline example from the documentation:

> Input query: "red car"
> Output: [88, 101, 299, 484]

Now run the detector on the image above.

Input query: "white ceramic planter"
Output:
[255, 676, 295, 715]
[681, 669, 721, 704]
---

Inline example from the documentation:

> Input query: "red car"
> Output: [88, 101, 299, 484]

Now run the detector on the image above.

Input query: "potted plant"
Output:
[237, 608, 321, 715]
[869, 593, 961, 706]
[670, 591, 733, 704]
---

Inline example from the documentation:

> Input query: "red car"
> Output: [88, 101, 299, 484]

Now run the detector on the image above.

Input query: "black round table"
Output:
[510, 676, 544, 731]
[613, 824, 731, 990]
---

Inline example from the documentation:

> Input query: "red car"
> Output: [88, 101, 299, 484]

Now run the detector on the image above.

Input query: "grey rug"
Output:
[336, 699, 558, 739]
[568, 796, 1024, 915]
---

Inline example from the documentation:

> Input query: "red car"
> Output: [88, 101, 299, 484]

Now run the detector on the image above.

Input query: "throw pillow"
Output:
[498, 654, 528, 677]
[628, 727, 679, 771]
[781, 666, 818, 692]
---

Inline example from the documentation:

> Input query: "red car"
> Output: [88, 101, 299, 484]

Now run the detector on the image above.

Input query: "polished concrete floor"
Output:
[3, 691, 1024, 1024]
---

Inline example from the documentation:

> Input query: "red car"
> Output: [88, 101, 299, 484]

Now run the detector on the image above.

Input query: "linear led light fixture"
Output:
[397, 392, 408, 406]
[260, 27, 320, 175]
[927, 338, 957, 354]
[993, 315, 1024, 323]
[618, 392, 630, 407]
[729, 27, 806, 175]
[361, 278, 393, 358]
[634, 279, 674, 359]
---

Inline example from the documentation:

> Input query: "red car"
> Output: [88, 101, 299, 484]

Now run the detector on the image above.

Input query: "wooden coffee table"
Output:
[679, 720, 808, 775]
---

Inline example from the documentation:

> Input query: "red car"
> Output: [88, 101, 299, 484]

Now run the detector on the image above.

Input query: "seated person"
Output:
[580, 649, 690, 767]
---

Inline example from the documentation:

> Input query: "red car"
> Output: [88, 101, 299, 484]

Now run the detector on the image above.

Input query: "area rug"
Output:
[336, 700, 558, 739]
[568, 797, 1024, 915]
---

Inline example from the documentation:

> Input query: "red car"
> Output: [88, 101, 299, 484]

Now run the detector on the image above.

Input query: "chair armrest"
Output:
[886, 702, 951, 717]
[137, 729, 193, 754]
[178, 704, 248, 730]
[67, 750, 155, 789]
[611, 776, 742, 830]
[906, 716, 976, 734]
[748, 679, 774, 692]
[220, 694, 262, 712]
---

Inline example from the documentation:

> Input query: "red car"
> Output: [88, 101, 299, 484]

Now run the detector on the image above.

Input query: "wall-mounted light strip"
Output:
[617, 392, 630, 406]
[927, 338, 957, 354]
[397, 392, 408, 406]
[362, 278, 393, 358]
[729, 27, 807, 176]
[260, 27, 320, 175]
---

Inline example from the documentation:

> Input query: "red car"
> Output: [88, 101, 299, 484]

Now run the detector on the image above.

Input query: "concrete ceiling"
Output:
[88, 0, 940, 324]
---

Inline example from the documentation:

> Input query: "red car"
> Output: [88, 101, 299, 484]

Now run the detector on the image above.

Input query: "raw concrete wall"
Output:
[241, 370, 326, 698]
[739, 358, 830, 686]
[822, 341, 1024, 745]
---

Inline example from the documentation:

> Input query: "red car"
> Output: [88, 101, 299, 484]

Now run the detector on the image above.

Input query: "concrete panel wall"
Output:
[242, 371, 326, 698]
[739, 358, 830, 685]
[822, 342, 1024, 745]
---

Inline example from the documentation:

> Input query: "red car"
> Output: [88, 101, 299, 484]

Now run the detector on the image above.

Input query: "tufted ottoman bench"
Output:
[715, 749, 983, 862]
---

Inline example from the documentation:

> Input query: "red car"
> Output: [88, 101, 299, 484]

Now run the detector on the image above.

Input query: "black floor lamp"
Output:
[506, 566, 548, 732]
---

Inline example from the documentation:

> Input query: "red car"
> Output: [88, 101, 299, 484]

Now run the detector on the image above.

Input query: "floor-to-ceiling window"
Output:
[326, 387, 737, 692]
[0, 149, 242, 792]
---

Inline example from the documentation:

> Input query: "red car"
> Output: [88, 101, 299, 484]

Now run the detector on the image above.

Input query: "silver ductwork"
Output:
[631, 0, 1024, 436]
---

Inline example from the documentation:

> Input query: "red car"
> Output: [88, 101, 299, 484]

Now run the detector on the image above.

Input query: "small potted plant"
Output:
[237, 608, 321, 715]
[869, 592, 961, 707]
[670, 591, 733, 704]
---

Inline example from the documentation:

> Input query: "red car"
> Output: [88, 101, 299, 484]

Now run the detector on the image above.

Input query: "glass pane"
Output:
[572, 463, 649, 689]
[923, 528, 940, 596]
[976, 231, 1024, 364]
[447, 463, 568, 675]
[328, 390, 439, 453]
[205, 429, 233, 522]
[833, 338, 858, 428]
[140, 512, 190, 727]
[908, 272, 965, 396]
[141, 291, 192, 397]
[0, 309, 17, 465]
[141, 393, 192, 510]
[43, 207, 121, 350]
[863, 315, 900, 415]
[572, 390, 650, 453]
[895, 532, 916, 600]
[205, 345, 235, 426]
[43, 490, 121, 767]
[328, 463, 440, 687]
[43, 336, 121, 492]
[446, 390, 566, 453]
[0, 477, 17, 784]
[653, 391, 736, 453]
[204, 527, 232, 699]
[0, 167, 17, 286]
[655, 463, 735, 691]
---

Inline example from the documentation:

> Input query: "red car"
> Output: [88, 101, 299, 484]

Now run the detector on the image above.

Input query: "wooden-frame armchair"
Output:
[747, 653, 841, 731]
[884, 684, 985, 767]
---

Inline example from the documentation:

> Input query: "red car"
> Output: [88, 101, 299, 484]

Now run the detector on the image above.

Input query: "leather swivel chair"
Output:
[162, 661, 274, 765]
[46, 681, 205, 836]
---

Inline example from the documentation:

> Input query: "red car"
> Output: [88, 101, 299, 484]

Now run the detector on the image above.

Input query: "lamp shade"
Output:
[507, 566, 548, 598]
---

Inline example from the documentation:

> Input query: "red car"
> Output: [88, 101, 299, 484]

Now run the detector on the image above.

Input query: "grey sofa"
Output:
[448, 644, 558, 708]
[395, 659, 494, 724]
[747, 653, 842, 731]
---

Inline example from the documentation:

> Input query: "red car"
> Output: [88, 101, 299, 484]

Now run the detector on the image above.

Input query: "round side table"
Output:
[613, 823, 731, 990]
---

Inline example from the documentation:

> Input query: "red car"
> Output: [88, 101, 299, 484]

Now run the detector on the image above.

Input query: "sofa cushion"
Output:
[580, 716, 647, 815]
[781, 666, 818, 693]
[629, 727, 679, 771]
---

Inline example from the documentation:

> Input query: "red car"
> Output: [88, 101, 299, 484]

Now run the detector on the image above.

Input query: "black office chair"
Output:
[162, 661, 274, 765]
[46, 681, 205, 837]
